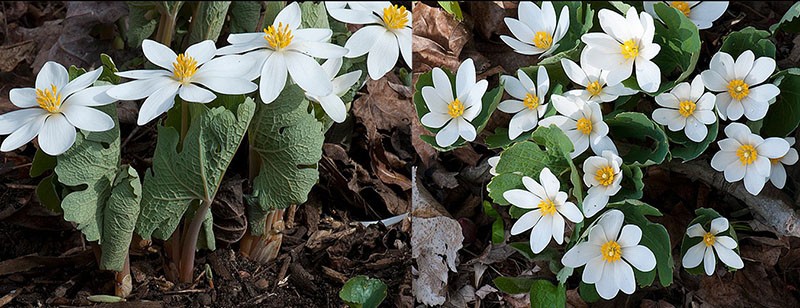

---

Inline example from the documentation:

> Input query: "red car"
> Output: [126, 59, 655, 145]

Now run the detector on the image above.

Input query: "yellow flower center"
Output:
[727, 79, 750, 101]
[595, 165, 615, 186]
[576, 117, 593, 135]
[523, 93, 540, 110]
[587, 81, 603, 97]
[382, 4, 409, 30]
[447, 99, 465, 118]
[702, 232, 716, 247]
[36, 84, 62, 113]
[678, 100, 696, 117]
[538, 199, 557, 216]
[670, 1, 691, 17]
[620, 39, 639, 60]
[533, 31, 553, 49]
[736, 144, 758, 166]
[263, 22, 293, 50]
[600, 240, 622, 263]
[172, 54, 198, 84]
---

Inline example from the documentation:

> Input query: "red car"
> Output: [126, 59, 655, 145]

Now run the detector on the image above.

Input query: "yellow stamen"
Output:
[600, 241, 622, 262]
[620, 39, 639, 60]
[447, 99, 464, 118]
[533, 31, 553, 50]
[703, 232, 716, 247]
[172, 54, 198, 84]
[678, 100, 696, 117]
[538, 199, 557, 216]
[587, 81, 603, 97]
[727, 79, 750, 101]
[523, 93, 540, 110]
[576, 117, 593, 135]
[36, 84, 62, 113]
[736, 144, 758, 166]
[263, 22, 294, 50]
[382, 4, 409, 30]
[670, 1, 691, 17]
[595, 165, 615, 186]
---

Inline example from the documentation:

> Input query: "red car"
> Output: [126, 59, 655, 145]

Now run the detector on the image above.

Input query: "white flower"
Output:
[581, 150, 623, 218]
[561, 49, 637, 103]
[107, 40, 258, 125]
[562, 210, 656, 300]
[682, 217, 743, 275]
[488, 155, 500, 176]
[503, 168, 583, 253]
[644, 1, 729, 30]
[498, 67, 549, 139]
[216, 2, 348, 104]
[769, 137, 799, 189]
[539, 94, 617, 159]
[700, 50, 779, 121]
[652, 75, 717, 142]
[326, 2, 411, 80]
[500, 1, 569, 58]
[419, 59, 488, 147]
[710, 123, 790, 195]
[581, 7, 662, 92]
[305, 58, 362, 123]
[0, 62, 116, 155]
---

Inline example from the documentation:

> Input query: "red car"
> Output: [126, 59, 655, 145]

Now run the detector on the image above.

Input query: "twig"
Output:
[664, 160, 800, 237]
[162, 289, 207, 295]
[3, 184, 37, 189]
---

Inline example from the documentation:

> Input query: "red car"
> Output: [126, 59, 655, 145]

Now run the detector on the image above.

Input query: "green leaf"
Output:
[549, 2, 594, 55]
[438, 2, 463, 21]
[263, 2, 285, 26]
[36, 174, 62, 213]
[719, 26, 776, 59]
[248, 85, 324, 235]
[186, 1, 231, 46]
[68, 66, 87, 80]
[30, 149, 56, 177]
[578, 281, 601, 303]
[761, 68, 800, 137]
[414, 68, 503, 150]
[668, 119, 719, 161]
[228, 1, 263, 33]
[645, 3, 700, 94]
[679, 208, 740, 275]
[606, 112, 670, 166]
[608, 200, 673, 287]
[339, 276, 387, 308]
[135, 97, 256, 245]
[300, 1, 329, 29]
[612, 164, 644, 201]
[100, 166, 141, 271]
[483, 201, 505, 244]
[493, 276, 535, 294]
[99, 53, 121, 84]
[485, 127, 531, 149]
[530, 280, 566, 308]
[126, 2, 159, 48]
[770, 2, 800, 33]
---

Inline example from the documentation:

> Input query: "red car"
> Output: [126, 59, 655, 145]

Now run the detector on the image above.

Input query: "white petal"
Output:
[36, 61, 69, 90]
[685, 116, 708, 142]
[710, 51, 735, 80]
[317, 94, 347, 123]
[226, 32, 264, 45]
[709, 217, 730, 235]
[690, 74, 705, 102]
[60, 105, 114, 132]
[9, 88, 38, 108]
[498, 99, 526, 114]
[538, 167, 561, 198]
[715, 236, 738, 249]
[500, 35, 542, 55]
[259, 53, 288, 104]
[523, 175, 549, 201]
[562, 59, 589, 86]
[770, 163, 787, 189]
[713, 244, 744, 269]
[457, 118, 477, 141]
[274, 2, 301, 30]
[396, 28, 412, 67]
[192, 76, 257, 95]
[505, 18, 536, 45]
[332, 70, 361, 95]
[420, 112, 451, 128]
[582, 190, 609, 218]
[107, 77, 174, 100]
[0, 109, 48, 134]
[682, 243, 706, 269]
[726, 99, 744, 121]
[635, 58, 661, 93]
[614, 261, 636, 294]
[291, 41, 349, 59]
[582, 256, 605, 284]
[293, 28, 334, 43]
[456, 59, 477, 100]
[179, 84, 216, 103]
[435, 120, 460, 147]
[686, 223, 707, 238]
[142, 39, 178, 71]
[432, 68, 454, 102]
[622, 245, 656, 271]
[345, 25, 384, 57]
[327, 7, 377, 24]
[703, 246, 716, 275]
[745, 57, 776, 85]
[365, 31, 399, 79]
[724, 122, 752, 141]
[734, 50, 755, 80]
[185, 40, 217, 65]
[595, 264, 619, 300]
[0, 113, 47, 152]
[38, 114, 76, 156]
[747, 84, 780, 102]
[61, 67, 103, 98]
[511, 209, 542, 235]
[758, 138, 791, 158]
[598, 210, 624, 240]
[137, 82, 179, 125]
[530, 215, 553, 253]
[562, 242, 601, 268]
[115, 69, 172, 80]
[617, 225, 642, 247]
[196, 53, 262, 79]
[557, 202, 583, 223]
[743, 168, 767, 195]
[286, 52, 334, 97]
[598, 8, 632, 42]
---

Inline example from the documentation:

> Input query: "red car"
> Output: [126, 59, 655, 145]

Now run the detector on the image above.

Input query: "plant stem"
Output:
[155, 2, 182, 46]
[114, 256, 132, 298]
[180, 100, 189, 146]
[179, 199, 213, 283]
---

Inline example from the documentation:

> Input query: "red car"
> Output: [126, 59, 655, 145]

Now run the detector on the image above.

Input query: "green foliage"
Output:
[770, 2, 800, 33]
[339, 276, 387, 308]
[530, 280, 566, 308]
[606, 112, 670, 167]
[126, 2, 159, 48]
[485, 127, 531, 149]
[99, 54, 121, 84]
[612, 164, 644, 201]
[438, 2, 463, 21]
[248, 85, 324, 235]
[185, 1, 231, 46]
[549, 2, 595, 55]
[135, 97, 256, 248]
[668, 119, 719, 161]
[36, 174, 61, 213]
[483, 201, 505, 244]
[578, 280, 601, 303]
[101, 166, 142, 270]
[263, 2, 286, 26]
[762, 68, 800, 137]
[609, 200, 673, 287]
[414, 69, 503, 150]
[228, 1, 263, 33]
[493, 276, 536, 294]
[643, 3, 701, 94]
[679, 208, 740, 275]
[719, 26, 776, 59]
[30, 149, 56, 177]
[300, 1, 329, 29]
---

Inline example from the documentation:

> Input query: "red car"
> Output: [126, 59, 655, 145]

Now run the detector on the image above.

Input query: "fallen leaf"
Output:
[0, 40, 36, 72]
[412, 2, 470, 72]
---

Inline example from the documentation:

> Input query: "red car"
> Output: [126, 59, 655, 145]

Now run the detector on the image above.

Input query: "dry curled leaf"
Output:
[412, 2, 470, 73]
